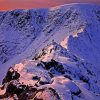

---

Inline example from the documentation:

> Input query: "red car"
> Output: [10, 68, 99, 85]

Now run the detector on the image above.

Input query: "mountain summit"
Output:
[0, 3, 100, 100]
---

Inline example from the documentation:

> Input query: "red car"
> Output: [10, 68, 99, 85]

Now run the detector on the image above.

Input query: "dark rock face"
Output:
[32, 76, 40, 80]
[79, 75, 89, 83]
[1, 63, 61, 99]
[0, 80, 38, 100]
[0, 60, 66, 100]
[2, 67, 20, 84]
[37, 59, 65, 74]
[0, 80, 61, 100]
[71, 87, 81, 96]
[1, 57, 100, 99]
[64, 74, 72, 80]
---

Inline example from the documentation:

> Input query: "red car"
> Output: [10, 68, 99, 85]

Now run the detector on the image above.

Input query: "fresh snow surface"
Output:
[0, 3, 100, 100]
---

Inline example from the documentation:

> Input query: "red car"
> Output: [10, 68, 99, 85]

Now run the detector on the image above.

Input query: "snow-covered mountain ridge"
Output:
[0, 3, 99, 64]
[0, 3, 100, 100]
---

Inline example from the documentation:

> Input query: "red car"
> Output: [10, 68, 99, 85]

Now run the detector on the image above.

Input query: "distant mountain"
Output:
[0, 3, 100, 100]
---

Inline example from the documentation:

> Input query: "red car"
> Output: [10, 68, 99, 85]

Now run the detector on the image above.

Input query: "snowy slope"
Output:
[1, 42, 100, 100]
[0, 3, 100, 100]
[0, 3, 99, 64]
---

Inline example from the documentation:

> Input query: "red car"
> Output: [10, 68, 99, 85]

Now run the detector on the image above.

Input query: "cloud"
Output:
[0, 0, 99, 11]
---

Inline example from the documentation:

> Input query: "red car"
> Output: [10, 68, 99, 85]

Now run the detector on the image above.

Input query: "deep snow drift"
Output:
[0, 3, 100, 100]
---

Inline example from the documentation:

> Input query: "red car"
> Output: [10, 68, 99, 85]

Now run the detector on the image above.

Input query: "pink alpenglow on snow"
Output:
[0, 3, 100, 100]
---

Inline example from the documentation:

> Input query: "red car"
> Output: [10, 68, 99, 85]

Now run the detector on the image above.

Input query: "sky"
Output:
[0, 0, 100, 11]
